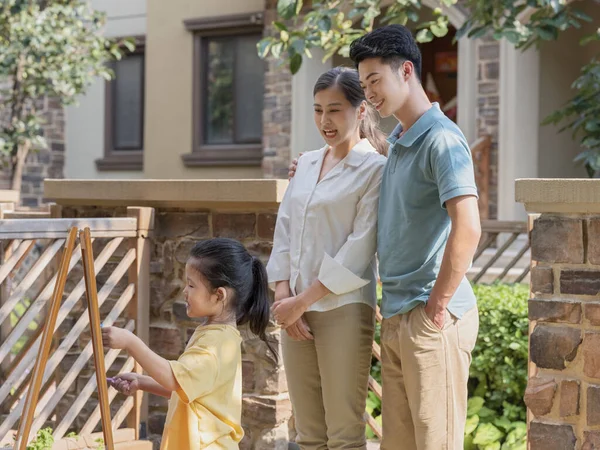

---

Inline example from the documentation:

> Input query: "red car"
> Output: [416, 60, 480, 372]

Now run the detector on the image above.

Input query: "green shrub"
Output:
[470, 283, 529, 421]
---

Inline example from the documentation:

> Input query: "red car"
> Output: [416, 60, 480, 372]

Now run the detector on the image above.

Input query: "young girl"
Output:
[102, 238, 273, 449]
[267, 67, 387, 449]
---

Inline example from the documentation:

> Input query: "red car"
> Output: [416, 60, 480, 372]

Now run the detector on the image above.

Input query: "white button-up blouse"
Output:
[266, 138, 387, 312]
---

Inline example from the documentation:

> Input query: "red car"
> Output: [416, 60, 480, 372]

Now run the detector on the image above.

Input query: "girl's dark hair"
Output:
[188, 238, 276, 360]
[313, 66, 388, 156]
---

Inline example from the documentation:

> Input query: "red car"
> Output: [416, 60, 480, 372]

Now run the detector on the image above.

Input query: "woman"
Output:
[266, 67, 387, 450]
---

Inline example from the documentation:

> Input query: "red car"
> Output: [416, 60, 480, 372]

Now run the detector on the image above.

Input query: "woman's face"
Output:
[313, 85, 363, 148]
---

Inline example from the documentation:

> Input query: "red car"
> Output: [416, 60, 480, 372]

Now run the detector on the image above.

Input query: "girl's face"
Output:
[313, 85, 364, 148]
[183, 262, 224, 319]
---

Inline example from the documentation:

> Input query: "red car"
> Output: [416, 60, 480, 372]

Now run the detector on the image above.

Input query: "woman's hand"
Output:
[285, 316, 313, 341]
[272, 295, 309, 329]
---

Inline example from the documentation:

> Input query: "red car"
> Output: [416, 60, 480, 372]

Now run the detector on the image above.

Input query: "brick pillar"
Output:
[517, 179, 600, 449]
[261, 2, 292, 179]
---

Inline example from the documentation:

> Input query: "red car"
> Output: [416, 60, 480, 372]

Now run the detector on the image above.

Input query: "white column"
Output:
[457, 37, 478, 143]
[498, 40, 540, 221]
[291, 50, 332, 159]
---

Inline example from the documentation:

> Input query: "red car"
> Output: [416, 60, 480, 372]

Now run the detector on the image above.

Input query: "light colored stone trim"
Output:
[516, 178, 600, 213]
[44, 179, 288, 209]
[0, 190, 19, 203]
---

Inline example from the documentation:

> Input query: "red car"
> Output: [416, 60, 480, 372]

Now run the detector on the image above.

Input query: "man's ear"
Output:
[402, 60, 414, 80]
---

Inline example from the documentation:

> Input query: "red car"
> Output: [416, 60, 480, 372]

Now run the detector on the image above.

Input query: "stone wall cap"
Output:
[0, 189, 19, 203]
[44, 179, 289, 209]
[516, 178, 600, 213]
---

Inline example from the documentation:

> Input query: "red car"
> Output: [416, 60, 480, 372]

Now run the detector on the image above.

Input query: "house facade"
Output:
[50, 0, 600, 220]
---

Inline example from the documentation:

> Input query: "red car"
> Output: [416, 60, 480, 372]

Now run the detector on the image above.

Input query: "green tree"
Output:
[0, 0, 132, 194]
[259, 0, 599, 175]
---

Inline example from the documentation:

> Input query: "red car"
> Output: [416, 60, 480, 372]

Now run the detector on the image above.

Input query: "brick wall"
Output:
[524, 214, 600, 449]
[56, 205, 292, 449]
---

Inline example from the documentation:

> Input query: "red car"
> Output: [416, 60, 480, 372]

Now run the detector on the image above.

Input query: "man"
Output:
[289, 24, 481, 450]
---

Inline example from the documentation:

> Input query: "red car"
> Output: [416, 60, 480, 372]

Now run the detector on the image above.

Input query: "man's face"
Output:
[358, 57, 410, 119]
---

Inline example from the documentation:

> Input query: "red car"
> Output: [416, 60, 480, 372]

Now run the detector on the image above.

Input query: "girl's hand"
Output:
[272, 296, 308, 329]
[102, 326, 134, 350]
[107, 373, 141, 396]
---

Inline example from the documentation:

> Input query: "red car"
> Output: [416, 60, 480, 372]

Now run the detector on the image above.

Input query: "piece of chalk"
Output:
[107, 377, 116, 383]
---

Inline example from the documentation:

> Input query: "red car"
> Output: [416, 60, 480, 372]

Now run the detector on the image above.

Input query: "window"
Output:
[96, 40, 145, 171]
[183, 13, 265, 167]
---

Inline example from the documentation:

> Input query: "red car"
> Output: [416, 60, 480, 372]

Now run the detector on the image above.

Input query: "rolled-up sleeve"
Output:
[317, 162, 383, 296]
[266, 178, 295, 288]
[169, 347, 218, 404]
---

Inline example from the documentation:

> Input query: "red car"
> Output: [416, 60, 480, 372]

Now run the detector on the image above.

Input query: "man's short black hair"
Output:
[349, 24, 422, 80]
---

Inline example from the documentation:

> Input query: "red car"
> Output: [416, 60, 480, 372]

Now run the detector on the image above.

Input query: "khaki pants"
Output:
[283, 303, 375, 450]
[380, 304, 479, 450]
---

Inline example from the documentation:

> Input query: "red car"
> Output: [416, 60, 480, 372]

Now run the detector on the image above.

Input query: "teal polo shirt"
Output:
[377, 103, 478, 319]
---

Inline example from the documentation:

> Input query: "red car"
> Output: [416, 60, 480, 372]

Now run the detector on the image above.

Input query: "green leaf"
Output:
[416, 28, 434, 43]
[271, 42, 284, 59]
[581, 30, 600, 46]
[465, 414, 479, 435]
[257, 38, 274, 59]
[349, 7, 367, 19]
[473, 423, 504, 446]
[273, 21, 288, 32]
[430, 22, 448, 38]
[467, 396, 485, 416]
[504, 30, 523, 44]
[289, 37, 305, 56]
[464, 434, 477, 450]
[277, 0, 298, 20]
[468, 26, 488, 39]
[317, 15, 332, 32]
[571, 9, 592, 22]
[537, 26, 558, 41]
[290, 53, 302, 74]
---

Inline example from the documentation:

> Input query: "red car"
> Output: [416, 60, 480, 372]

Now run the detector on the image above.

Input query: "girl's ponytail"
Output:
[237, 256, 277, 360]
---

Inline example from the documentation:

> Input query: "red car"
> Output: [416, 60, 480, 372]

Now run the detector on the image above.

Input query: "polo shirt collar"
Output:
[386, 102, 443, 147]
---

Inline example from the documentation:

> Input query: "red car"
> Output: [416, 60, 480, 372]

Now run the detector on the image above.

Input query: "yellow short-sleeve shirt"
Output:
[160, 324, 243, 449]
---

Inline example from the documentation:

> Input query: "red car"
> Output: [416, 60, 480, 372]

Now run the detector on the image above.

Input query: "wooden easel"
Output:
[14, 227, 115, 450]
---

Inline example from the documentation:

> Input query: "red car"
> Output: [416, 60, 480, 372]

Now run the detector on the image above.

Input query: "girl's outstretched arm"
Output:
[108, 373, 173, 398]
[102, 326, 180, 392]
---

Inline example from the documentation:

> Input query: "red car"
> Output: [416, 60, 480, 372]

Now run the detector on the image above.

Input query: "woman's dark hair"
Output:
[313, 66, 388, 156]
[349, 24, 422, 81]
[188, 238, 276, 360]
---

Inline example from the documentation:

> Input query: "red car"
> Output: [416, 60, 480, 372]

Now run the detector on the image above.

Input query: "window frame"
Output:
[182, 13, 265, 167]
[96, 37, 145, 171]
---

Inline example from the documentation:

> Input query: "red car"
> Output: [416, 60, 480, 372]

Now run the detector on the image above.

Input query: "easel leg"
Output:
[80, 227, 115, 450]
[15, 227, 78, 450]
